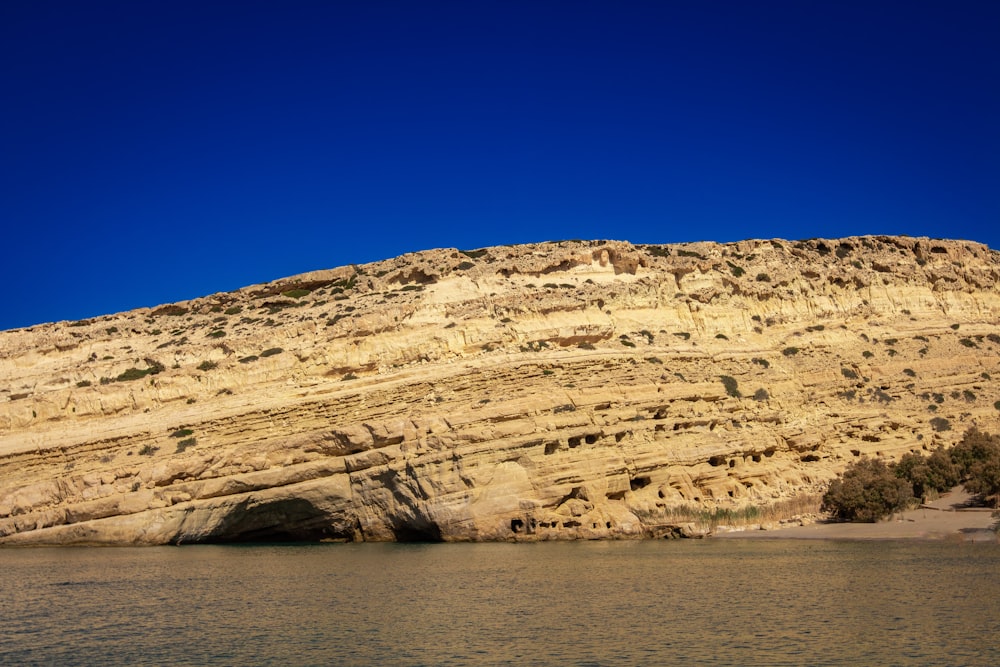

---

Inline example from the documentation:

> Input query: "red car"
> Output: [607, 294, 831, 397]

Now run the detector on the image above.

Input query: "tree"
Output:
[894, 447, 959, 500]
[822, 458, 913, 522]
[951, 428, 1000, 505]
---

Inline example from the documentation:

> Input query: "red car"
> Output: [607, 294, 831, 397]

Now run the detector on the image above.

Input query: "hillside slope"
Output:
[1, 236, 999, 544]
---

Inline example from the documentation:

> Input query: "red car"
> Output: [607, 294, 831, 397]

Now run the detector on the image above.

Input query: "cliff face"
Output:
[1, 236, 999, 544]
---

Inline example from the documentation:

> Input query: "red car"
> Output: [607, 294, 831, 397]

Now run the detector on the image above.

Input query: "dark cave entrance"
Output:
[194, 498, 355, 544]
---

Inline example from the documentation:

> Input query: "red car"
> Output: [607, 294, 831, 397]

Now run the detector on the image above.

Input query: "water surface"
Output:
[2, 540, 998, 665]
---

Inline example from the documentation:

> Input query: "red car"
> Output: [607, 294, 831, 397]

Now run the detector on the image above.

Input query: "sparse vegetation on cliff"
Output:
[3, 236, 1000, 546]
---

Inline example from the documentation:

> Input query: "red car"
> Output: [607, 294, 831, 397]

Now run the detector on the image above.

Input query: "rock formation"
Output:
[1, 237, 998, 544]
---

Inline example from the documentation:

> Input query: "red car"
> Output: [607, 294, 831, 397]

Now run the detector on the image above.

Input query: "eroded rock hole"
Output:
[630, 476, 652, 491]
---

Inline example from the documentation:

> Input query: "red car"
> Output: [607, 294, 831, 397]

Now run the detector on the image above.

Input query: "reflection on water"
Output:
[2, 540, 999, 666]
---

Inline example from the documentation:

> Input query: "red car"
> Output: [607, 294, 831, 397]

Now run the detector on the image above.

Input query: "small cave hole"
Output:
[630, 476, 652, 491]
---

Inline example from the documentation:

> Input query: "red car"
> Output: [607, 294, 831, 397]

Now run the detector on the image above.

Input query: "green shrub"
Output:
[138, 444, 159, 456]
[821, 458, 913, 522]
[755, 273, 771, 282]
[862, 350, 874, 359]
[76, 380, 92, 388]
[175, 437, 196, 453]
[456, 261, 475, 271]
[677, 249, 705, 259]
[224, 305, 243, 315]
[782, 347, 800, 357]
[719, 375, 741, 398]
[197, 361, 217, 372]
[282, 289, 312, 299]
[577, 342, 596, 350]
[645, 245, 671, 258]
[726, 261, 745, 277]
[930, 417, 951, 432]
[753, 388, 769, 401]
[170, 428, 194, 438]
[116, 360, 163, 382]
[841, 368, 858, 380]
[751, 357, 770, 369]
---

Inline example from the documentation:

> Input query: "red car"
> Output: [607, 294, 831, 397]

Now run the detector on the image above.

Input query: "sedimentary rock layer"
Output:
[1, 237, 998, 544]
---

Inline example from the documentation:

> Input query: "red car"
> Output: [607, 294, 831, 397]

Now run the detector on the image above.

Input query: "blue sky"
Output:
[2, 1, 998, 330]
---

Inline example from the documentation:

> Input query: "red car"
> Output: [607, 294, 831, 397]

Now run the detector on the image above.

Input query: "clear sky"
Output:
[2, 1, 998, 330]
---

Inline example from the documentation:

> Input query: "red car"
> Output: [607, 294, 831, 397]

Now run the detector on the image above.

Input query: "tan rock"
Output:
[0, 237, 999, 544]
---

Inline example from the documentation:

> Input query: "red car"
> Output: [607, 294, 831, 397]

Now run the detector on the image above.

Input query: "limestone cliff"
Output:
[1, 237, 999, 544]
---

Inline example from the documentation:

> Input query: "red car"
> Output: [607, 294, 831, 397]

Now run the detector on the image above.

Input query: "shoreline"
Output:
[714, 488, 998, 542]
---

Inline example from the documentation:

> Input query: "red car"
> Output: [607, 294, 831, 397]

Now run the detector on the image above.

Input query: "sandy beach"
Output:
[716, 488, 999, 542]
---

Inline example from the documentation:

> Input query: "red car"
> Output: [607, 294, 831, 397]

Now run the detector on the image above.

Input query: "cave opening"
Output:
[198, 498, 354, 544]
[391, 522, 443, 542]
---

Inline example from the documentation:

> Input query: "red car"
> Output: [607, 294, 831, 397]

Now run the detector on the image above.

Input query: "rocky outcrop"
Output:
[1, 236, 999, 544]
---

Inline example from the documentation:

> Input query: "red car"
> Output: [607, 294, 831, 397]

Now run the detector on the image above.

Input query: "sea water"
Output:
[2, 540, 998, 666]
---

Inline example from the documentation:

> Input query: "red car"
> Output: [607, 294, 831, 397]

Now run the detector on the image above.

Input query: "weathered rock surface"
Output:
[1, 237, 998, 544]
